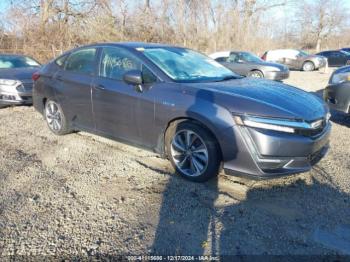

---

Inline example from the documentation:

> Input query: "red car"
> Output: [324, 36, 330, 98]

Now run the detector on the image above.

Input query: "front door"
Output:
[92, 46, 156, 146]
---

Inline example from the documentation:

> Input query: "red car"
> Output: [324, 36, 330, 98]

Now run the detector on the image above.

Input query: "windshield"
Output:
[239, 52, 263, 63]
[297, 50, 309, 57]
[0, 55, 40, 69]
[340, 50, 350, 56]
[141, 47, 240, 83]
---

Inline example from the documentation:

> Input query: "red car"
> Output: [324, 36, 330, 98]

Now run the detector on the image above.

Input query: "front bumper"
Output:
[315, 59, 327, 69]
[0, 91, 32, 105]
[0, 83, 33, 105]
[221, 122, 331, 179]
[264, 70, 290, 81]
[323, 83, 350, 113]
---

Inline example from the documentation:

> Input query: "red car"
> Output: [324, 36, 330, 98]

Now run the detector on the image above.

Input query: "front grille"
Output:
[19, 96, 32, 101]
[296, 118, 328, 138]
[16, 82, 33, 92]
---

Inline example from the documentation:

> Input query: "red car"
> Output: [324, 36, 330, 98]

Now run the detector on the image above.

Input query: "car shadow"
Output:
[150, 88, 350, 256]
[150, 172, 350, 256]
[310, 89, 350, 128]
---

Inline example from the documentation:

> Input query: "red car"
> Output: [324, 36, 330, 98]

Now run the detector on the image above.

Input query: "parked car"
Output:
[316, 50, 350, 67]
[261, 49, 327, 71]
[33, 43, 331, 182]
[341, 48, 350, 53]
[324, 65, 350, 114]
[0, 54, 41, 107]
[209, 51, 289, 81]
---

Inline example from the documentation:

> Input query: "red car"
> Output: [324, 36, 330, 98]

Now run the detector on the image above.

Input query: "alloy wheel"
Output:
[170, 129, 209, 177]
[45, 101, 62, 132]
[249, 71, 263, 78]
[303, 62, 314, 71]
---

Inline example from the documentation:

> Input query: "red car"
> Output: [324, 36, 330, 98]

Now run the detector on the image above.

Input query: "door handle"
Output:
[94, 84, 106, 90]
[56, 75, 63, 81]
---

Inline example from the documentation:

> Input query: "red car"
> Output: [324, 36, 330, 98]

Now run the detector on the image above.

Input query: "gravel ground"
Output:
[0, 69, 349, 259]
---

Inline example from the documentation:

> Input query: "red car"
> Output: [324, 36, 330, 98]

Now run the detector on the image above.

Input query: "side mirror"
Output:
[123, 70, 143, 85]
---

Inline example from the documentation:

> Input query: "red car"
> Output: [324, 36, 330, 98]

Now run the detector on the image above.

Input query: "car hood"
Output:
[254, 61, 288, 71]
[185, 78, 327, 122]
[304, 54, 325, 61]
[0, 67, 40, 82]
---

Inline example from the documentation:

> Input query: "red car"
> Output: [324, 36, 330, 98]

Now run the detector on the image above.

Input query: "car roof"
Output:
[85, 42, 177, 49]
[209, 51, 251, 59]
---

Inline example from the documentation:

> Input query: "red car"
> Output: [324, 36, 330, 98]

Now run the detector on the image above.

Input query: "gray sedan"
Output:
[210, 51, 289, 80]
[33, 43, 330, 182]
[0, 54, 41, 107]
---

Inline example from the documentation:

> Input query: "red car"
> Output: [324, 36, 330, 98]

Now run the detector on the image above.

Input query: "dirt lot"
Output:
[0, 69, 349, 258]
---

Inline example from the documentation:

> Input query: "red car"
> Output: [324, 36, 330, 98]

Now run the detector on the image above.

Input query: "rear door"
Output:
[53, 47, 97, 130]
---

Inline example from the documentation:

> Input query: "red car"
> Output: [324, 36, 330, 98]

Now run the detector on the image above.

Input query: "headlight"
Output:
[330, 72, 350, 85]
[233, 115, 326, 133]
[0, 79, 20, 86]
[264, 66, 281, 72]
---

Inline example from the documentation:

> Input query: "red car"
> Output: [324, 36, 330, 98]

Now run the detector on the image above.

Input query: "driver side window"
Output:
[99, 47, 141, 81]
[99, 47, 157, 83]
[227, 53, 239, 63]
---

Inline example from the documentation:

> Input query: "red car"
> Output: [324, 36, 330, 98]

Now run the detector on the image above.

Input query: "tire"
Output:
[302, 61, 315, 71]
[248, 70, 264, 78]
[44, 100, 71, 135]
[165, 121, 221, 182]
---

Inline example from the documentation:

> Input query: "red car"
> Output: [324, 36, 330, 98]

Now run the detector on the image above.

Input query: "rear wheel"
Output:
[166, 121, 221, 182]
[248, 70, 264, 78]
[302, 61, 315, 71]
[45, 100, 71, 135]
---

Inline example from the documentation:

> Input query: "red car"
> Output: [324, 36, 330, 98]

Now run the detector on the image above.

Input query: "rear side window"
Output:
[99, 47, 141, 81]
[65, 48, 97, 75]
[215, 57, 228, 62]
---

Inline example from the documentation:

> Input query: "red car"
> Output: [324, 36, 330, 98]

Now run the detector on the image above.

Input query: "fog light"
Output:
[257, 157, 293, 170]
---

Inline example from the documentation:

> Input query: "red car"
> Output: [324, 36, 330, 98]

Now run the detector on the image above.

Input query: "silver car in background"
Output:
[210, 51, 289, 81]
[0, 54, 41, 107]
[261, 49, 327, 71]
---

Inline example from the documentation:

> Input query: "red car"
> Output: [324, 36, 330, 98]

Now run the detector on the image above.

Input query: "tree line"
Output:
[0, 0, 348, 62]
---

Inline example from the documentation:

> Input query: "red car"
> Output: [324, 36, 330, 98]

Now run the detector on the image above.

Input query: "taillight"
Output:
[32, 72, 40, 81]
[261, 52, 267, 61]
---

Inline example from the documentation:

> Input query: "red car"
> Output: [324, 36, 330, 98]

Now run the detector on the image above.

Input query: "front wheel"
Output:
[166, 121, 221, 182]
[302, 61, 315, 71]
[45, 100, 71, 135]
[248, 70, 264, 78]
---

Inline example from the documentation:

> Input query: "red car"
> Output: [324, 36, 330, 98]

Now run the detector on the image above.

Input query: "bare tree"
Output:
[0, 0, 349, 62]
[297, 0, 348, 51]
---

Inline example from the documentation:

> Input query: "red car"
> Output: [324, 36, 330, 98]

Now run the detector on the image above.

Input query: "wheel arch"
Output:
[160, 116, 223, 161]
[249, 69, 264, 77]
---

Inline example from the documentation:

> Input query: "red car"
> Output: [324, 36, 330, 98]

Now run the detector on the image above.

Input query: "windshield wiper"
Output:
[215, 75, 242, 82]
